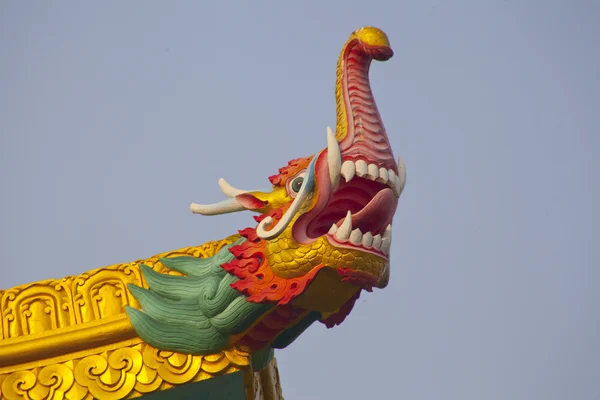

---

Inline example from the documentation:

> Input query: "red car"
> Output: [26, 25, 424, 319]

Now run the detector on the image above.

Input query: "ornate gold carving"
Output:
[0, 343, 250, 399]
[0, 235, 246, 399]
[0, 234, 285, 399]
[0, 235, 240, 343]
[74, 264, 142, 324]
[2, 280, 75, 339]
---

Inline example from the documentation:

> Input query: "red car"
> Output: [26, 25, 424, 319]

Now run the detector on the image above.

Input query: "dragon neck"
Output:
[127, 228, 340, 355]
[334, 36, 394, 165]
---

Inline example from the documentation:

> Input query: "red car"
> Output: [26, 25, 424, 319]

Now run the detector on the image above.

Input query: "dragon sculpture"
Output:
[0, 26, 405, 400]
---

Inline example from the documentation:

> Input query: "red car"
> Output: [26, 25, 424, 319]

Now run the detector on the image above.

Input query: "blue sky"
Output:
[1, 2, 599, 399]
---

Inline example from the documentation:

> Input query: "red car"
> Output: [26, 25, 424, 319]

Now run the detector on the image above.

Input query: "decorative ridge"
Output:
[0, 235, 240, 364]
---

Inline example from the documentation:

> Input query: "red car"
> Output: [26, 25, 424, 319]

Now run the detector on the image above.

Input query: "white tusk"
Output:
[397, 155, 406, 195]
[190, 198, 247, 216]
[218, 178, 250, 198]
[327, 126, 342, 190]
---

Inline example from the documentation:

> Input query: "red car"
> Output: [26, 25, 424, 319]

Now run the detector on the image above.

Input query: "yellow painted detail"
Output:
[291, 268, 359, 313]
[266, 227, 386, 281]
[354, 26, 391, 47]
[249, 187, 290, 213]
[0, 340, 251, 400]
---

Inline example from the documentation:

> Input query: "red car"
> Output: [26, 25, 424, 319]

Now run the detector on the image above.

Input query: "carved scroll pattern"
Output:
[0, 343, 250, 400]
[0, 237, 238, 340]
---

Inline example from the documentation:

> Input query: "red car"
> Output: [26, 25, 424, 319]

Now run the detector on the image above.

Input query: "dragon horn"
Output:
[190, 198, 247, 216]
[218, 178, 252, 198]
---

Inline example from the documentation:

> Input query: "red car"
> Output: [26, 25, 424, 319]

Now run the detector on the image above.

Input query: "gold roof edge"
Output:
[0, 314, 136, 370]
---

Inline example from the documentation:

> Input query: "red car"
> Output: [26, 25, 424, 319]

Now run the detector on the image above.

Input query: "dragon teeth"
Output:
[397, 155, 406, 196]
[328, 220, 393, 255]
[383, 224, 392, 239]
[367, 164, 379, 181]
[355, 160, 368, 177]
[388, 169, 398, 196]
[381, 238, 391, 254]
[336, 159, 403, 198]
[324, 126, 405, 197]
[376, 167, 389, 184]
[328, 224, 338, 235]
[341, 160, 355, 183]
[361, 231, 373, 248]
[380, 224, 392, 254]
[334, 211, 353, 242]
[349, 228, 362, 245]
[371, 234, 382, 250]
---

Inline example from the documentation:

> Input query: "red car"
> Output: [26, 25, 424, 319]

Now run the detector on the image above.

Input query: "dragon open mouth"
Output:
[292, 32, 401, 260]
[293, 152, 400, 260]
[308, 180, 395, 238]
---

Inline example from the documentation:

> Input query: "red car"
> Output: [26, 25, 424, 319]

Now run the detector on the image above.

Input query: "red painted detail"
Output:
[366, 45, 394, 61]
[239, 304, 303, 351]
[268, 157, 312, 186]
[322, 289, 361, 329]
[246, 323, 276, 342]
[235, 193, 268, 210]
[338, 39, 396, 172]
[304, 179, 397, 240]
[238, 335, 265, 351]
[336, 268, 377, 292]
[223, 224, 327, 305]
[237, 227, 260, 242]
[253, 208, 283, 224]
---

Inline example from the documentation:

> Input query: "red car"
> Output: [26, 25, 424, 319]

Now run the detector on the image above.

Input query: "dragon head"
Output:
[190, 27, 405, 319]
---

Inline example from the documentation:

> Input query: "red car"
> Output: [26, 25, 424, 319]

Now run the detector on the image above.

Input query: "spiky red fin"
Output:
[224, 219, 326, 305]
[268, 157, 312, 186]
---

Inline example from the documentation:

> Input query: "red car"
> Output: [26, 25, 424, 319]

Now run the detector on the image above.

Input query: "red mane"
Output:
[222, 222, 325, 305]
[268, 157, 312, 186]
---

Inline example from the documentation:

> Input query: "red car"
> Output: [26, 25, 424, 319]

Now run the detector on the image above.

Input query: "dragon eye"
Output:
[291, 177, 304, 193]
[286, 171, 306, 198]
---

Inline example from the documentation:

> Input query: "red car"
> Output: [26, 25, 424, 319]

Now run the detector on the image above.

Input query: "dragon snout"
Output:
[368, 45, 394, 61]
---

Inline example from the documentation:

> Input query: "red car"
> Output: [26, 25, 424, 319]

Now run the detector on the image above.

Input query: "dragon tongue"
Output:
[335, 188, 397, 235]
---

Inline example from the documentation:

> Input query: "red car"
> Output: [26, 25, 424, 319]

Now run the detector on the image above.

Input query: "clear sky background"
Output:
[1, 2, 598, 399]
